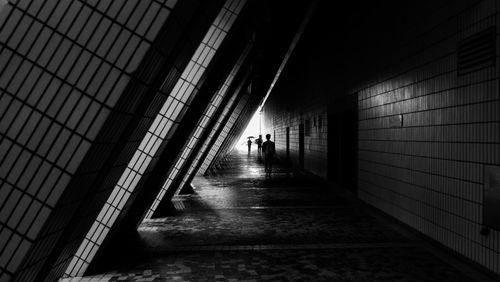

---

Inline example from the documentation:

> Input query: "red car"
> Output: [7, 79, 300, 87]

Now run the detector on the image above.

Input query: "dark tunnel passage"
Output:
[0, 0, 500, 281]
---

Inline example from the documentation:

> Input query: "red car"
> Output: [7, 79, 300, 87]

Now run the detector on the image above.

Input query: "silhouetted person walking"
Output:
[262, 134, 275, 176]
[256, 135, 263, 157]
[247, 138, 252, 153]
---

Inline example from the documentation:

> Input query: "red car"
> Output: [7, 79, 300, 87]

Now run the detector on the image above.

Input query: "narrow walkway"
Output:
[64, 148, 494, 281]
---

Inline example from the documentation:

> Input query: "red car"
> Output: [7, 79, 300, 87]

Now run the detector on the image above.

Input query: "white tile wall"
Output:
[355, 0, 500, 274]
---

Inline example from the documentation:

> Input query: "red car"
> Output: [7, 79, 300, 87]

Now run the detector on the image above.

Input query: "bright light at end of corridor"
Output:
[237, 110, 261, 148]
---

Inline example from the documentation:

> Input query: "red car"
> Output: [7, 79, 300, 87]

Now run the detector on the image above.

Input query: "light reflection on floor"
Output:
[63, 149, 494, 281]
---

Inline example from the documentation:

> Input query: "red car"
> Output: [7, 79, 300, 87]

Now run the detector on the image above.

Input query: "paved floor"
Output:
[62, 147, 495, 281]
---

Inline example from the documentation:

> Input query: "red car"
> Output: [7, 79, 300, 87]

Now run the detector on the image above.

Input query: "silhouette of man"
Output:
[256, 135, 263, 156]
[262, 134, 275, 176]
[247, 138, 252, 153]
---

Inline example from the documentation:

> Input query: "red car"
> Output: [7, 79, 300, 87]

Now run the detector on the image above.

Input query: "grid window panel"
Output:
[95, 67, 119, 103]
[17, 66, 42, 101]
[145, 90, 248, 218]
[0, 49, 14, 78]
[16, 155, 41, 191]
[127, 1, 150, 31]
[87, 18, 111, 52]
[7, 60, 31, 94]
[58, 2, 83, 34]
[27, 26, 50, 61]
[199, 97, 248, 174]
[0, 54, 22, 89]
[17, 200, 42, 235]
[0, 189, 21, 224]
[66, 95, 90, 130]
[27, 206, 51, 240]
[0, 142, 22, 179]
[107, 29, 132, 63]
[5, 105, 31, 141]
[144, 7, 171, 41]
[0, 234, 21, 272]
[86, 62, 110, 96]
[96, 23, 121, 58]
[116, 0, 138, 25]
[7, 194, 31, 229]
[36, 1, 58, 22]
[105, 74, 129, 108]
[67, 50, 91, 85]
[38, 33, 63, 67]
[67, 5, 92, 40]
[64, 0, 246, 277]
[147, 68, 239, 200]
[36, 167, 61, 203]
[76, 12, 101, 46]
[0, 3, 13, 27]
[6, 150, 30, 185]
[191, 91, 241, 175]
[0, 224, 13, 253]
[0, 7, 21, 42]
[0, 0, 180, 279]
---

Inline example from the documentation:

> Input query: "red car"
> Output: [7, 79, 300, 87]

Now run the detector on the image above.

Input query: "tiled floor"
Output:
[61, 147, 495, 281]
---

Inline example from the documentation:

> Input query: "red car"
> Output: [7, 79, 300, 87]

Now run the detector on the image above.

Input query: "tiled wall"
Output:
[168, 44, 252, 193]
[145, 38, 251, 218]
[260, 0, 500, 274]
[0, 0, 176, 280]
[262, 90, 328, 178]
[188, 76, 249, 178]
[45, 2, 233, 279]
[64, 0, 246, 277]
[355, 0, 500, 274]
[199, 89, 252, 174]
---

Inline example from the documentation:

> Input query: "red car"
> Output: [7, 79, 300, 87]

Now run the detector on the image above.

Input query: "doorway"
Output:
[299, 123, 304, 169]
[286, 127, 290, 162]
[328, 95, 358, 192]
[339, 108, 358, 191]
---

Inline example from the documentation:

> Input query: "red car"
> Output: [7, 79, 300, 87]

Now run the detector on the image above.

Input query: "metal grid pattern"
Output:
[198, 92, 251, 175]
[63, 0, 245, 277]
[189, 82, 245, 177]
[145, 42, 251, 219]
[0, 0, 175, 280]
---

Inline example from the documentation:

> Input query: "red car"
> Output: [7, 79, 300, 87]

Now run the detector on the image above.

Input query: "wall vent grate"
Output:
[457, 27, 496, 76]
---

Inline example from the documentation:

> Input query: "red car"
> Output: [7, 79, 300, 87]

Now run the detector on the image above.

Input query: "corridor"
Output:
[3, 1, 500, 280]
[62, 148, 491, 281]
